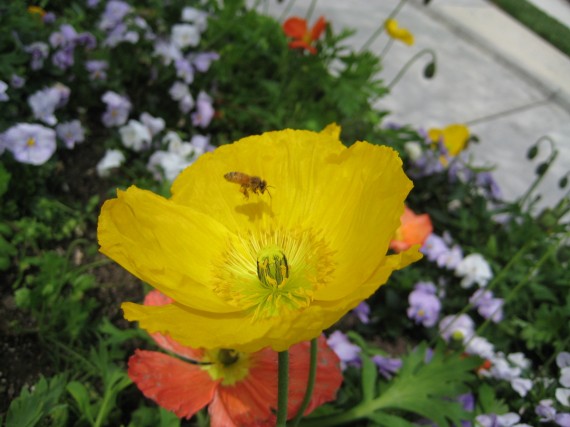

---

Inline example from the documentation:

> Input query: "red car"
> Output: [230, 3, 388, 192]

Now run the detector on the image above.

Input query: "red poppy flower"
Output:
[128, 291, 343, 426]
[390, 206, 433, 253]
[283, 16, 327, 54]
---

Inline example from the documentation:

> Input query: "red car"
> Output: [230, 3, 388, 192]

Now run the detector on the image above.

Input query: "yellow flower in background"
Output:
[98, 125, 421, 353]
[27, 5, 46, 17]
[428, 124, 470, 157]
[385, 19, 415, 46]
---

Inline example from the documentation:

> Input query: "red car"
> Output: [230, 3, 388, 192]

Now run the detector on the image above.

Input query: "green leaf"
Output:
[67, 381, 95, 425]
[361, 355, 378, 403]
[364, 343, 479, 426]
[6, 375, 68, 427]
[368, 411, 419, 427]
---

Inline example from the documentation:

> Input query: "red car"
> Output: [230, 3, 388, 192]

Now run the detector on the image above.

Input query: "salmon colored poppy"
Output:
[384, 19, 414, 46]
[283, 16, 327, 54]
[390, 206, 433, 253]
[129, 291, 343, 426]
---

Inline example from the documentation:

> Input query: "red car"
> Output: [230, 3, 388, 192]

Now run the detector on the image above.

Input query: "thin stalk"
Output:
[475, 236, 563, 338]
[291, 338, 318, 427]
[518, 136, 558, 209]
[465, 93, 556, 126]
[432, 239, 534, 347]
[304, 0, 318, 22]
[276, 350, 290, 426]
[278, 0, 299, 22]
[379, 38, 394, 59]
[386, 48, 436, 90]
[359, 0, 409, 53]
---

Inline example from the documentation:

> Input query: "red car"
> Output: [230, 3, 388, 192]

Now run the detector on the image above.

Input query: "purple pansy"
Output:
[470, 289, 504, 323]
[101, 91, 132, 127]
[3, 123, 56, 165]
[353, 301, 370, 324]
[0, 81, 8, 102]
[407, 281, 441, 327]
[85, 60, 109, 80]
[190, 52, 220, 72]
[372, 355, 402, 379]
[56, 120, 85, 149]
[192, 91, 214, 128]
[24, 42, 50, 70]
[327, 331, 361, 370]
[28, 85, 69, 126]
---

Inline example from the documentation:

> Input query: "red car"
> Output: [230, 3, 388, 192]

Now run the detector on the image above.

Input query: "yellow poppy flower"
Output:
[428, 124, 470, 157]
[98, 125, 421, 352]
[385, 19, 414, 46]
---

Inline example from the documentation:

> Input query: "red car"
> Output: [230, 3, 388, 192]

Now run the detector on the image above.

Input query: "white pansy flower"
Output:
[181, 7, 208, 31]
[140, 112, 165, 136]
[404, 141, 422, 161]
[171, 24, 200, 49]
[97, 149, 125, 177]
[119, 119, 152, 152]
[455, 253, 493, 288]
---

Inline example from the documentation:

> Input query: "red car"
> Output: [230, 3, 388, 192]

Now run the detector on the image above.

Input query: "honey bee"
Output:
[224, 171, 271, 199]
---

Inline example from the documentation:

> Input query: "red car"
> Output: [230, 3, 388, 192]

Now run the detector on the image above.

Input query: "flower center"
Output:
[201, 348, 251, 386]
[26, 138, 36, 147]
[212, 227, 335, 321]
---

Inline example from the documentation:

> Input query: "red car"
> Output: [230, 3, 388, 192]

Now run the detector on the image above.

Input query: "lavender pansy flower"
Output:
[56, 120, 85, 149]
[407, 281, 441, 327]
[25, 42, 50, 70]
[372, 355, 402, 379]
[153, 39, 182, 65]
[43, 12, 56, 24]
[558, 352, 570, 369]
[175, 58, 194, 84]
[181, 7, 209, 31]
[191, 52, 220, 72]
[86, 60, 109, 80]
[190, 134, 214, 152]
[421, 233, 449, 263]
[327, 331, 361, 370]
[99, 0, 131, 31]
[28, 86, 66, 125]
[3, 123, 56, 165]
[353, 301, 370, 324]
[470, 289, 504, 323]
[439, 314, 474, 342]
[101, 91, 132, 127]
[140, 112, 165, 136]
[465, 336, 494, 359]
[52, 46, 75, 70]
[536, 399, 557, 422]
[11, 75, 26, 89]
[192, 91, 215, 128]
[0, 81, 8, 102]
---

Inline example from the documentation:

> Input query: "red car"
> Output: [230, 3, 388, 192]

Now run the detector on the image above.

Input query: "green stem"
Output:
[465, 93, 555, 126]
[359, 0, 409, 53]
[475, 236, 563, 337]
[386, 48, 436, 90]
[518, 136, 558, 209]
[304, 0, 318, 22]
[291, 338, 318, 427]
[432, 239, 534, 347]
[278, 0, 298, 22]
[379, 38, 394, 59]
[277, 350, 290, 426]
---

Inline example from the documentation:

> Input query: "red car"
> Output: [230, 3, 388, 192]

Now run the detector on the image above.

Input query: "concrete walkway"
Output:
[262, 0, 570, 209]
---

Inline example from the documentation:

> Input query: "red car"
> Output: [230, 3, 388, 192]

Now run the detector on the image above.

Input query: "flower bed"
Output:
[1, 1, 569, 426]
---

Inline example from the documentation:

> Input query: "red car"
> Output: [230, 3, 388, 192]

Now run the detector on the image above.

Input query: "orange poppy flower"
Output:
[390, 206, 433, 253]
[128, 291, 343, 426]
[283, 16, 327, 54]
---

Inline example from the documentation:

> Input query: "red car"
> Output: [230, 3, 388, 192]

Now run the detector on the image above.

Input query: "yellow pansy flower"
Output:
[98, 125, 421, 352]
[385, 19, 414, 46]
[428, 124, 470, 157]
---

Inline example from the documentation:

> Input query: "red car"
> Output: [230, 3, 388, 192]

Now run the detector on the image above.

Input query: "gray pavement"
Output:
[260, 0, 570, 210]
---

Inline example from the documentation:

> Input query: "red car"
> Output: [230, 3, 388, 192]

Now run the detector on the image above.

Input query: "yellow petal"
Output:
[385, 19, 414, 46]
[98, 186, 237, 312]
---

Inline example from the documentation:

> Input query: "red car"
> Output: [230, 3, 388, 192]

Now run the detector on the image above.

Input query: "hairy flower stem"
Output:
[291, 338, 318, 427]
[359, 0, 409, 53]
[304, 0, 319, 22]
[387, 48, 436, 90]
[475, 235, 564, 338]
[518, 136, 558, 209]
[433, 239, 534, 348]
[277, 350, 290, 426]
